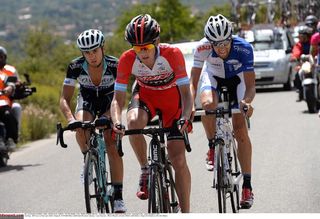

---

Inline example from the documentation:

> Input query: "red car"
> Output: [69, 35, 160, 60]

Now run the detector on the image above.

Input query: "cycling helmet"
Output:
[298, 25, 313, 35]
[305, 15, 318, 26]
[204, 14, 233, 42]
[0, 46, 7, 57]
[125, 14, 160, 45]
[76, 29, 105, 51]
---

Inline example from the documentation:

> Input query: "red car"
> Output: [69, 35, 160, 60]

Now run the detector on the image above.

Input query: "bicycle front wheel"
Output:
[216, 146, 227, 213]
[84, 151, 106, 213]
[165, 162, 179, 213]
[148, 167, 165, 213]
[229, 143, 241, 213]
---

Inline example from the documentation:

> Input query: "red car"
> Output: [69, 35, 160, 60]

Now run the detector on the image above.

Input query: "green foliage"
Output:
[19, 104, 57, 143]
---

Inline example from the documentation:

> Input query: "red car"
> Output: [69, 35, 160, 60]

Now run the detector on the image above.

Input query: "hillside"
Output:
[0, 0, 228, 42]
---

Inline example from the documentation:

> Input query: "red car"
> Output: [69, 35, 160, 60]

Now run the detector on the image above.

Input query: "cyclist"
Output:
[0, 46, 19, 151]
[59, 29, 126, 213]
[189, 14, 255, 209]
[110, 14, 193, 212]
[290, 26, 313, 102]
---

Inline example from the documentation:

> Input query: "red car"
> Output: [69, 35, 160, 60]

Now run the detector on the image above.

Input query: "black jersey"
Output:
[63, 55, 118, 99]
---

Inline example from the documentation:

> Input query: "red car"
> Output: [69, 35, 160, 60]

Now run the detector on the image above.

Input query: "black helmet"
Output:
[0, 46, 7, 57]
[0, 46, 7, 68]
[125, 14, 160, 45]
[298, 25, 313, 35]
[305, 15, 318, 26]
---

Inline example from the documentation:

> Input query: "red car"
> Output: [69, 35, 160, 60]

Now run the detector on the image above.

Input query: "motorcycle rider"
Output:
[0, 46, 22, 134]
[310, 22, 320, 116]
[0, 47, 18, 151]
[291, 26, 313, 101]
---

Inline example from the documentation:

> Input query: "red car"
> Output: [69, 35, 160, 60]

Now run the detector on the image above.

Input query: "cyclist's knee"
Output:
[201, 99, 218, 110]
[234, 126, 249, 144]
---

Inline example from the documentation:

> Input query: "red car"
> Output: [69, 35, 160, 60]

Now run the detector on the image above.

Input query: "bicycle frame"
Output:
[56, 120, 114, 213]
[117, 112, 190, 213]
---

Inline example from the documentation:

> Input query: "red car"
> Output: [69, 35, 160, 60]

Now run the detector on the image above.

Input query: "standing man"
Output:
[189, 14, 255, 209]
[111, 14, 193, 212]
[59, 29, 126, 213]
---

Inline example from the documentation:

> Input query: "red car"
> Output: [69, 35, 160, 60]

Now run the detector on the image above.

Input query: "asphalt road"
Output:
[1, 87, 320, 214]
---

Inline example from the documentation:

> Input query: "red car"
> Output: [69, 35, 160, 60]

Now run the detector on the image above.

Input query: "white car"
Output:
[172, 41, 202, 110]
[243, 24, 295, 90]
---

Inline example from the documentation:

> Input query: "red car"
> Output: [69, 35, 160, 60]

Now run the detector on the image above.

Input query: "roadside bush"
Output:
[19, 104, 57, 143]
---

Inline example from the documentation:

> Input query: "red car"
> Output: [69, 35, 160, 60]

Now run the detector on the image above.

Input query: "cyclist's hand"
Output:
[67, 119, 82, 131]
[111, 123, 125, 140]
[177, 118, 193, 133]
[240, 100, 254, 118]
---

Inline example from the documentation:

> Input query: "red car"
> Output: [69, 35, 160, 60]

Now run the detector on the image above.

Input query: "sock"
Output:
[113, 183, 123, 200]
[242, 173, 252, 190]
[141, 165, 149, 174]
[208, 139, 214, 149]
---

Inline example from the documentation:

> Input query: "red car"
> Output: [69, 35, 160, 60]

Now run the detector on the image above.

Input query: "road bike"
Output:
[195, 87, 243, 213]
[117, 111, 191, 213]
[56, 118, 114, 213]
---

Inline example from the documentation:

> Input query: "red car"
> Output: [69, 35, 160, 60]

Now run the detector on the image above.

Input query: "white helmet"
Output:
[204, 14, 233, 42]
[77, 29, 105, 51]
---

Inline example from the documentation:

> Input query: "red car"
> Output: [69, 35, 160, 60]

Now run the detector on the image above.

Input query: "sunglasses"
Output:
[132, 44, 155, 53]
[211, 39, 232, 47]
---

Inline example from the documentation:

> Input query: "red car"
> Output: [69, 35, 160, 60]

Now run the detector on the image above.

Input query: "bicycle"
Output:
[116, 111, 191, 213]
[56, 118, 115, 213]
[195, 87, 244, 213]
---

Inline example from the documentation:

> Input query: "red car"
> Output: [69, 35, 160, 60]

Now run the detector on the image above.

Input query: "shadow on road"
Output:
[0, 163, 42, 173]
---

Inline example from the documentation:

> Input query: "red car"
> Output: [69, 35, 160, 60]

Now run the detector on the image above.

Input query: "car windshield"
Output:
[246, 29, 284, 51]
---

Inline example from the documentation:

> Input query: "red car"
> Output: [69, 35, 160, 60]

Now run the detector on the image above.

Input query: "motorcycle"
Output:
[298, 54, 318, 113]
[0, 74, 36, 167]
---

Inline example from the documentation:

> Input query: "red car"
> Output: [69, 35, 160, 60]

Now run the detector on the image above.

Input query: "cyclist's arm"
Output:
[59, 85, 76, 123]
[242, 71, 256, 104]
[110, 89, 126, 126]
[178, 83, 193, 121]
[190, 67, 202, 109]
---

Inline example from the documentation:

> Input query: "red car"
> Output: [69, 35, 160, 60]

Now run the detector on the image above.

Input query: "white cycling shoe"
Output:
[114, 199, 126, 213]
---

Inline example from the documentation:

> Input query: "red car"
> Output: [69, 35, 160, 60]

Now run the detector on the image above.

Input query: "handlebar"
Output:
[115, 126, 191, 157]
[56, 119, 112, 149]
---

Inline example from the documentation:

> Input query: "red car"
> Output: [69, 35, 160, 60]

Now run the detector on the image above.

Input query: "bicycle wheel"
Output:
[148, 167, 165, 213]
[165, 162, 179, 213]
[84, 150, 106, 213]
[216, 145, 227, 213]
[229, 142, 240, 213]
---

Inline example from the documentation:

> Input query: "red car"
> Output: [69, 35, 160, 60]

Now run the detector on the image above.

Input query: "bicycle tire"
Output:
[165, 162, 179, 213]
[216, 145, 227, 213]
[84, 151, 106, 213]
[148, 167, 165, 213]
[229, 142, 240, 213]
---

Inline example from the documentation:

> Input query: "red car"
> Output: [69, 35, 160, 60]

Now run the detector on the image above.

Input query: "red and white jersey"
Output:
[115, 44, 189, 91]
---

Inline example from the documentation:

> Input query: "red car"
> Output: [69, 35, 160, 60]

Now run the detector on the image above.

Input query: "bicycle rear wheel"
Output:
[216, 145, 227, 213]
[84, 151, 106, 213]
[148, 167, 165, 213]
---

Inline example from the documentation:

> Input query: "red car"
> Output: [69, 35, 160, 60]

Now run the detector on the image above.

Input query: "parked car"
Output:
[243, 24, 295, 90]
